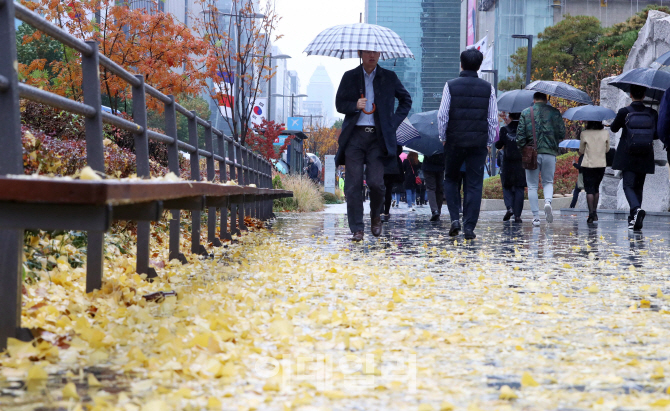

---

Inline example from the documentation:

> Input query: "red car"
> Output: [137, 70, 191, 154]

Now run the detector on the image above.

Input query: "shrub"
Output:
[322, 191, 342, 204]
[273, 175, 324, 212]
[482, 152, 578, 200]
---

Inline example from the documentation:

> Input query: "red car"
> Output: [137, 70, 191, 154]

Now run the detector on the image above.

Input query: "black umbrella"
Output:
[526, 80, 593, 105]
[609, 68, 670, 101]
[562, 105, 616, 121]
[397, 110, 444, 157]
[496, 89, 535, 113]
[649, 50, 670, 72]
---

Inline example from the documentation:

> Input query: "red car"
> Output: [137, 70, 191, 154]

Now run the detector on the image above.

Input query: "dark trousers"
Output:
[445, 145, 487, 231]
[622, 170, 646, 216]
[383, 175, 395, 214]
[424, 170, 444, 214]
[503, 186, 513, 210]
[504, 186, 525, 218]
[344, 128, 385, 233]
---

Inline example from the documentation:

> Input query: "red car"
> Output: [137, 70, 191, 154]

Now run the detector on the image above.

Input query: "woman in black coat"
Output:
[382, 145, 405, 221]
[495, 113, 527, 222]
[611, 85, 659, 229]
[402, 152, 420, 211]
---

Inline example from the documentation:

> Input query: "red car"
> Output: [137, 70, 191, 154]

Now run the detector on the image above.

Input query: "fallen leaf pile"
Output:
[3, 213, 670, 410]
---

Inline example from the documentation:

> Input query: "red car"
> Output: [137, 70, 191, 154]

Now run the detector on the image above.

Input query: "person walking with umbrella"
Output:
[611, 85, 659, 231]
[562, 105, 616, 223]
[516, 92, 566, 227]
[335, 50, 412, 241]
[578, 121, 610, 223]
[438, 48, 498, 240]
[381, 145, 404, 222]
[495, 112, 526, 222]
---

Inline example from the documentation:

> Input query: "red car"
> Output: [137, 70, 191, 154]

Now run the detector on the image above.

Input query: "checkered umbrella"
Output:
[526, 80, 593, 105]
[303, 23, 414, 60]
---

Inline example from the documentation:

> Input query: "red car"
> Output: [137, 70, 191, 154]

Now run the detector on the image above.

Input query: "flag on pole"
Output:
[481, 46, 493, 71]
[467, 36, 488, 53]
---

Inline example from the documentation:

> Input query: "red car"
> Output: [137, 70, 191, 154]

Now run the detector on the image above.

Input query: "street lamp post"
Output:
[253, 53, 290, 123]
[512, 34, 533, 86]
[272, 93, 308, 118]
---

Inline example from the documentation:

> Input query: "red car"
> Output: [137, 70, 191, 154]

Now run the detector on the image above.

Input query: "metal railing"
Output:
[0, 1, 277, 277]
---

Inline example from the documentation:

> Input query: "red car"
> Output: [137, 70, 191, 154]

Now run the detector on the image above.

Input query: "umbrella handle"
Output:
[360, 93, 376, 115]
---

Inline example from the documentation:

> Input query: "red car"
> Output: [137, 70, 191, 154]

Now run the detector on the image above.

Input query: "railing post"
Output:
[204, 124, 221, 247]
[81, 41, 106, 292]
[236, 143, 247, 231]
[228, 138, 239, 236]
[165, 95, 187, 264]
[218, 133, 231, 241]
[0, 0, 26, 351]
[131, 75, 156, 279]
[188, 112, 206, 255]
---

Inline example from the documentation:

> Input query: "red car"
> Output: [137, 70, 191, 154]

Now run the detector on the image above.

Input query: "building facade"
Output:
[305, 65, 335, 126]
[366, 0, 461, 113]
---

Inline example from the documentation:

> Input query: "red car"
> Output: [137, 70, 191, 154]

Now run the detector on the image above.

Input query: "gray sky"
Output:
[273, 0, 365, 119]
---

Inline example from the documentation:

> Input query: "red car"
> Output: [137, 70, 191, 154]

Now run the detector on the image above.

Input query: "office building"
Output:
[366, 0, 461, 113]
[305, 65, 335, 125]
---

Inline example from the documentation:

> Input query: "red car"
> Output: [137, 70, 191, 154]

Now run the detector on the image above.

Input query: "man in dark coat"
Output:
[306, 158, 319, 184]
[437, 48, 498, 240]
[335, 50, 412, 241]
[611, 85, 659, 230]
[658, 84, 670, 159]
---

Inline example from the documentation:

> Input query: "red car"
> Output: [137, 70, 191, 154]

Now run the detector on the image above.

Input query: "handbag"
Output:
[521, 107, 538, 170]
[410, 162, 421, 185]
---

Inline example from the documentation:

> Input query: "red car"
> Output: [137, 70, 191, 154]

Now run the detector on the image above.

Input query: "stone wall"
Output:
[598, 10, 670, 212]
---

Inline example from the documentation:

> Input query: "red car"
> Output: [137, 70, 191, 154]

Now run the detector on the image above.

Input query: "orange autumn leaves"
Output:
[19, 0, 207, 113]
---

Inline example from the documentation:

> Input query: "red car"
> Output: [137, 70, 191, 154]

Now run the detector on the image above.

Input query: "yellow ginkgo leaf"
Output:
[62, 382, 80, 400]
[521, 372, 540, 387]
[499, 385, 518, 400]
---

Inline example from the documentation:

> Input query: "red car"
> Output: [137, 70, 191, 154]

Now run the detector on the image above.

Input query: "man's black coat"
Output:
[335, 65, 412, 169]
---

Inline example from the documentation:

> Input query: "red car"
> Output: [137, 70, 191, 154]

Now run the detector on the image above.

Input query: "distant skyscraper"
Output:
[306, 65, 335, 125]
[366, 0, 460, 113]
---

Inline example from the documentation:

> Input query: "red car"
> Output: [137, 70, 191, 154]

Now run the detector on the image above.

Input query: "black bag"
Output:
[606, 147, 616, 167]
[625, 106, 655, 156]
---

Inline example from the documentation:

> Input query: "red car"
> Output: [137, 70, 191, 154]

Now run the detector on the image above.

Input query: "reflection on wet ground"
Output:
[275, 210, 669, 271]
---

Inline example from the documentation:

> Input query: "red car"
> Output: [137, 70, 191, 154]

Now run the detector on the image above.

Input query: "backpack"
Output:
[625, 106, 655, 156]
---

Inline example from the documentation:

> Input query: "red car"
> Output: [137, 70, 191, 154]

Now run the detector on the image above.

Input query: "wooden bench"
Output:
[0, 0, 293, 349]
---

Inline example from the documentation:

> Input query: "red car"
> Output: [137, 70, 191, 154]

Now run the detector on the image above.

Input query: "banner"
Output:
[250, 98, 267, 126]
[214, 83, 234, 119]
[481, 46, 493, 71]
[467, 0, 476, 46]
[286, 117, 303, 131]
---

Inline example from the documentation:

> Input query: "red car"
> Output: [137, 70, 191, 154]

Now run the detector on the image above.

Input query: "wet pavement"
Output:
[4, 204, 670, 410]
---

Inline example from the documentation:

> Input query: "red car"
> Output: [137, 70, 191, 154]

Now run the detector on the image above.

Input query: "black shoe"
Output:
[371, 216, 382, 237]
[633, 209, 646, 230]
[514, 217, 523, 223]
[464, 229, 476, 240]
[351, 231, 364, 242]
[430, 211, 440, 222]
[587, 213, 594, 224]
[503, 208, 514, 221]
[381, 213, 390, 222]
[449, 221, 461, 237]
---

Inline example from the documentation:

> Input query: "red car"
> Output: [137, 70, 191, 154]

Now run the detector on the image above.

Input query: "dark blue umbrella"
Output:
[496, 89, 535, 113]
[397, 110, 444, 157]
[609, 68, 670, 101]
[649, 50, 670, 72]
[563, 105, 616, 121]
